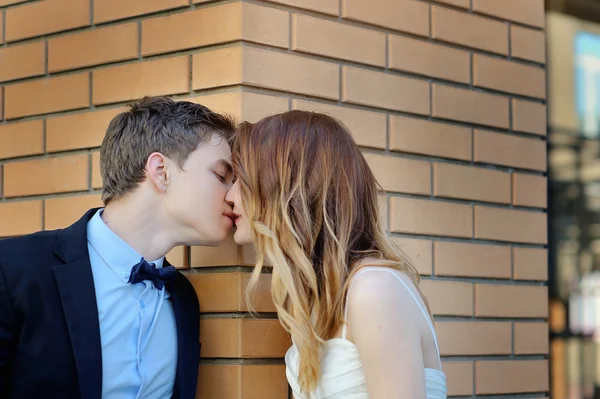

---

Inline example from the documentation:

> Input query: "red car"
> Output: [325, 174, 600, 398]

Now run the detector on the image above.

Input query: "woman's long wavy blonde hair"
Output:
[232, 110, 431, 394]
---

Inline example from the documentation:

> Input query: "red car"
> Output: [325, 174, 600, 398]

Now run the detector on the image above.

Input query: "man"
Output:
[0, 96, 237, 398]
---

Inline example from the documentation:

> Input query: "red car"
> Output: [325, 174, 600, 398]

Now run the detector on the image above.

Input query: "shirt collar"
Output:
[87, 208, 165, 284]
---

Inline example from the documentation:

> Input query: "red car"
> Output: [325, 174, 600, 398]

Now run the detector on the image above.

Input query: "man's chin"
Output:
[200, 241, 221, 247]
[201, 234, 228, 247]
[184, 231, 229, 247]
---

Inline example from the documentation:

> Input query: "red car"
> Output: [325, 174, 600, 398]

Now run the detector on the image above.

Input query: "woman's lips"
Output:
[224, 212, 235, 224]
[233, 214, 241, 224]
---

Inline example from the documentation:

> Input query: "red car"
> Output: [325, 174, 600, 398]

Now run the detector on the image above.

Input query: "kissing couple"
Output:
[0, 95, 447, 399]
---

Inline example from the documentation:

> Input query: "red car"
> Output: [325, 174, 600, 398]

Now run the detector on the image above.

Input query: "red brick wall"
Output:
[0, 0, 548, 397]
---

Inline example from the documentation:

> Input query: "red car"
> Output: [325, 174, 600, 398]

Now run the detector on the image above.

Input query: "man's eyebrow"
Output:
[215, 159, 233, 174]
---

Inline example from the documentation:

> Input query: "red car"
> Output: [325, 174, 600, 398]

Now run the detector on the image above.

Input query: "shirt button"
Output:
[122, 272, 129, 278]
[140, 301, 145, 309]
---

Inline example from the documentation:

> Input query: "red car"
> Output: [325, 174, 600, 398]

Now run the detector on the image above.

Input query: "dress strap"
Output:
[342, 267, 442, 366]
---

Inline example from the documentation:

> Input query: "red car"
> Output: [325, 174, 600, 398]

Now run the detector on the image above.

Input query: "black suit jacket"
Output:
[0, 208, 200, 399]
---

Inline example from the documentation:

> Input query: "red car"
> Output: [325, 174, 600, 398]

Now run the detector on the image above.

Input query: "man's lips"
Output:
[224, 212, 242, 225]
[223, 212, 235, 224]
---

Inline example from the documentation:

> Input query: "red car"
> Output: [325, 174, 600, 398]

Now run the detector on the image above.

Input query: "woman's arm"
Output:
[347, 270, 427, 399]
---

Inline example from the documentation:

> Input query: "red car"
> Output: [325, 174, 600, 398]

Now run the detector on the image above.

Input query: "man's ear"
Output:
[146, 152, 169, 193]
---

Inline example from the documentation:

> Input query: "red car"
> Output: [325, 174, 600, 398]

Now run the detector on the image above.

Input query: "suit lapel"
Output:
[167, 264, 199, 399]
[53, 208, 103, 399]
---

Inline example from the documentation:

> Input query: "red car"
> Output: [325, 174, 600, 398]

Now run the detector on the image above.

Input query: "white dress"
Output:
[285, 267, 447, 399]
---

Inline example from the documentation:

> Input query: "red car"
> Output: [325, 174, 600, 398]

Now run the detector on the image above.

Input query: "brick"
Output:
[342, 0, 429, 37]
[378, 193, 388, 229]
[241, 244, 260, 266]
[475, 360, 549, 394]
[389, 116, 472, 161]
[0, 0, 28, 6]
[514, 322, 549, 354]
[188, 92, 242, 122]
[513, 173, 547, 208]
[4, 155, 89, 197]
[197, 365, 240, 399]
[511, 25, 546, 64]
[392, 237, 432, 275]
[238, 92, 289, 123]
[512, 99, 547, 136]
[0, 120, 44, 160]
[46, 107, 127, 152]
[475, 284, 548, 318]
[190, 234, 239, 267]
[0, 201, 43, 237]
[292, 100, 386, 149]
[293, 14, 385, 66]
[513, 247, 548, 281]
[342, 66, 429, 114]
[192, 47, 244, 91]
[44, 195, 103, 230]
[93, 56, 189, 105]
[388, 35, 470, 84]
[0, 41, 45, 83]
[436, 321, 511, 355]
[166, 246, 187, 269]
[142, 3, 289, 56]
[434, 163, 510, 204]
[475, 206, 547, 244]
[94, 0, 188, 24]
[200, 318, 290, 358]
[0, 11, 3, 44]
[432, 6, 508, 55]
[474, 54, 546, 98]
[92, 152, 102, 189]
[192, 46, 339, 100]
[239, 245, 275, 268]
[261, 0, 338, 15]
[434, 0, 469, 8]
[6, 0, 89, 42]
[189, 91, 289, 124]
[474, 130, 546, 171]
[432, 84, 509, 128]
[434, 241, 511, 279]
[238, 3, 290, 48]
[390, 197, 472, 238]
[5, 73, 90, 119]
[238, 320, 290, 358]
[363, 153, 431, 195]
[420, 279, 473, 316]
[442, 362, 473, 396]
[473, 0, 545, 28]
[198, 365, 288, 399]
[49, 24, 138, 73]
[187, 272, 275, 312]
[241, 364, 288, 399]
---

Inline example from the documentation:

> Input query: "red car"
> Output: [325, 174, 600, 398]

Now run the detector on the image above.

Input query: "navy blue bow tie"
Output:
[128, 258, 177, 290]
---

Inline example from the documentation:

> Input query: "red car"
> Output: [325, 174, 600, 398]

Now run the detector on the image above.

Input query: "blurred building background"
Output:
[547, 0, 600, 398]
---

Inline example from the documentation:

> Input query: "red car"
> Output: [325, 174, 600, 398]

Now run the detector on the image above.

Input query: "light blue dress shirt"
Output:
[87, 209, 178, 398]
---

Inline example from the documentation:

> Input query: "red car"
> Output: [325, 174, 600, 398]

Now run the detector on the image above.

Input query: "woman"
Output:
[225, 111, 447, 398]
